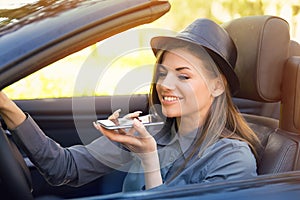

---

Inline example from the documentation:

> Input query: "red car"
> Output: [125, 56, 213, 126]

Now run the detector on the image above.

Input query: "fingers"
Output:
[108, 109, 121, 125]
[94, 121, 127, 142]
[107, 109, 142, 125]
[108, 109, 142, 122]
[93, 119, 156, 154]
[93, 121, 102, 131]
[117, 128, 127, 135]
[93, 109, 147, 138]
[108, 109, 121, 120]
[132, 118, 150, 138]
[127, 127, 136, 136]
[123, 111, 143, 119]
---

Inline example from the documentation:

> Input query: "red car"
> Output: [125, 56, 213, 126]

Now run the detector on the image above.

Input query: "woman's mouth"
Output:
[162, 96, 180, 102]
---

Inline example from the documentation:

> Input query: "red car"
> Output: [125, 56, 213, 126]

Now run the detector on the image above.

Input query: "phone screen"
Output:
[97, 114, 164, 130]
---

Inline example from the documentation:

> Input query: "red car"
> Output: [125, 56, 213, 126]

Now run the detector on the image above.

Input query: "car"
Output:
[1, 0, 300, 199]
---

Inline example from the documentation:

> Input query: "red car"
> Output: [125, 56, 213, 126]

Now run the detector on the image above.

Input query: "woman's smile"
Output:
[161, 95, 181, 104]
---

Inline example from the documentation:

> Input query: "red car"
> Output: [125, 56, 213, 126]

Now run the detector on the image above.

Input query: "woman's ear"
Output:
[210, 76, 226, 97]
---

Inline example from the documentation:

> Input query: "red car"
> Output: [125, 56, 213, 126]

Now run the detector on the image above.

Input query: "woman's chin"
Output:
[162, 110, 180, 118]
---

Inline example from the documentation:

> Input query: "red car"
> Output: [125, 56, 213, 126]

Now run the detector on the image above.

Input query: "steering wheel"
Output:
[0, 125, 34, 199]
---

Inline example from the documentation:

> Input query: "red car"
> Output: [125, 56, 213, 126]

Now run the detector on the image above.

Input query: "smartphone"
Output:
[97, 114, 164, 130]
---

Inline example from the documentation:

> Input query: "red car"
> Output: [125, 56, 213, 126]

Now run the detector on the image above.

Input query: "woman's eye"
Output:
[178, 74, 189, 80]
[158, 72, 167, 78]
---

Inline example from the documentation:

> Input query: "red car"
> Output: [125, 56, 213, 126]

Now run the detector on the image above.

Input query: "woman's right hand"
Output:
[0, 91, 26, 129]
[0, 91, 9, 109]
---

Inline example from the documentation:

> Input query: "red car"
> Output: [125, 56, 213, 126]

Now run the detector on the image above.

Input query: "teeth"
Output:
[164, 96, 178, 102]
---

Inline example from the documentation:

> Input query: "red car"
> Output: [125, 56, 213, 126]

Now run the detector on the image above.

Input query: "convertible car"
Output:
[1, 0, 300, 199]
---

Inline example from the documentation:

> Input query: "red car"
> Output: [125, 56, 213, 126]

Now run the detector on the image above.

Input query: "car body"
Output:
[1, 0, 300, 199]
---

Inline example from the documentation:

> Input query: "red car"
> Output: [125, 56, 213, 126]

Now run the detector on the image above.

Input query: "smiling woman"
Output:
[1, 0, 300, 199]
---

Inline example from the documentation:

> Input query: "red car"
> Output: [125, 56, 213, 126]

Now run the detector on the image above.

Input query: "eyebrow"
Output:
[158, 64, 191, 72]
[175, 66, 191, 71]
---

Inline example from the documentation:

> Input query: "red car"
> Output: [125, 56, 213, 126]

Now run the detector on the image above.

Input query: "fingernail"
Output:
[114, 109, 121, 114]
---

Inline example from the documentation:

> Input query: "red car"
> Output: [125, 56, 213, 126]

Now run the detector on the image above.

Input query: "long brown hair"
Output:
[148, 41, 261, 181]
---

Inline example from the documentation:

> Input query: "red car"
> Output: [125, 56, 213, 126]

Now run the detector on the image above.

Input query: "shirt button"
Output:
[169, 156, 175, 162]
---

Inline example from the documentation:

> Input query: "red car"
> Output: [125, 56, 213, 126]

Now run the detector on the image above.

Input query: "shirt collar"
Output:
[155, 120, 199, 156]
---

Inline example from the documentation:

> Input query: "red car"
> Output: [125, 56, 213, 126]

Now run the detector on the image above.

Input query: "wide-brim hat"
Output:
[150, 18, 240, 95]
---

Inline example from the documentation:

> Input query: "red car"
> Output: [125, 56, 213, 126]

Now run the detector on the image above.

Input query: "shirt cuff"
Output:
[12, 113, 48, 155]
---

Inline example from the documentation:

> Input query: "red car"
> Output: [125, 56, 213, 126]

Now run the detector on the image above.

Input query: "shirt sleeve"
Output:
[11, 114, 130, 187]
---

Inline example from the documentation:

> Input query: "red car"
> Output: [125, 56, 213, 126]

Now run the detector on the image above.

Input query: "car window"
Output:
[3, 28, 175, 100]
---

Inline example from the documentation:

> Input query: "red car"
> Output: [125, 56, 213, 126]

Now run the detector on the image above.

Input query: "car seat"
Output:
[232, 39, 300, 120]
[223, 15, 300, 174]
[290, 40, 300, 57]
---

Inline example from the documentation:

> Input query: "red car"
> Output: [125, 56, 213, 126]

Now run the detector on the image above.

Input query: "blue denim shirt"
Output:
[12, 114, 257, 189]
[122, 123, 257, 191]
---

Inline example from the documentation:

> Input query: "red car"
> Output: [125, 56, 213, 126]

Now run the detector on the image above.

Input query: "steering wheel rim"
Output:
[0, 125, 33, 200]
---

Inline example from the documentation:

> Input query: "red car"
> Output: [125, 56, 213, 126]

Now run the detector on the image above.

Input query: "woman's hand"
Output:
[93, 109, 157, 154]
[0, 91, 10, 109]
[0, 91, 26, 130]
[93, 109, 163, 189]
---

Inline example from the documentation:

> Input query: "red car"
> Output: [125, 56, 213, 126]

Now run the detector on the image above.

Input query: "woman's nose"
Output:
[158, 74, 176, 90]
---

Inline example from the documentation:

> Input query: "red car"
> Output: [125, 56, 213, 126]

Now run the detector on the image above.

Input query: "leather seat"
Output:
[290, 40, 300, 56]
[223, 15, 300, 174]
[232, 39, 300, 120]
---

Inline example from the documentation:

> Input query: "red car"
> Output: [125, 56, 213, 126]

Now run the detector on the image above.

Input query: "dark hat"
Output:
[150, 18, 240, 95]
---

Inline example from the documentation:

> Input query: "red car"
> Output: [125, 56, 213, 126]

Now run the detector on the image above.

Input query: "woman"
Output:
[0, 18, 260, 191]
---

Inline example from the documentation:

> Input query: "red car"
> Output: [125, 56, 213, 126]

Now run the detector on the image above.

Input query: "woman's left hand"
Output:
[93, 111, 157, 155]
[94, 110, 162, 189]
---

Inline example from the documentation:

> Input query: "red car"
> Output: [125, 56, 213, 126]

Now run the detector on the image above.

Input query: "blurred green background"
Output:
[3, 0, 300, 99]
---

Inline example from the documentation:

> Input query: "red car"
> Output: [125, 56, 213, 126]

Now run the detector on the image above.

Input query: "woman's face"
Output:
[156, 48, 215, 122]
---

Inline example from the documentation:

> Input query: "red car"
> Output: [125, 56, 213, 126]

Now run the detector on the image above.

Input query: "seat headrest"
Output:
[223, 16, 290, 102]
[289, 40, 300, 56]
[281, 56, 300, 133]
